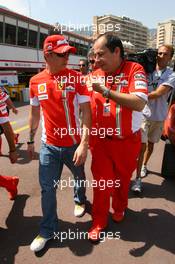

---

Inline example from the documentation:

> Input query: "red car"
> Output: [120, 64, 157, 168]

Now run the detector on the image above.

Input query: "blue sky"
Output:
[0, 0, 175, 29]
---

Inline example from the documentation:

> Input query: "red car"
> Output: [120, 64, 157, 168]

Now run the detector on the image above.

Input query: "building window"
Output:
[29, 29, 37, 48]
[5, 23, 16, 44]
[0, 22, 3, 43]
[18, 27, 27, 46]
[69, 41, 76, 47]
[76, 43, 88, 56]
[73, 42, 79, 53]
[82, 45, 88, 56]
[39, 32, 48, 49]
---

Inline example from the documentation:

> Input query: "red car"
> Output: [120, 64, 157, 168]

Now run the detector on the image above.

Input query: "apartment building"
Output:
[148, 29, 157, 49]
[157, 20, 175, 48]
[93, 15, 148, 52]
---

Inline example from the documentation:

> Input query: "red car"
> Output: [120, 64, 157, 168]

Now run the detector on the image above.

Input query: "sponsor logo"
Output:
[38, 94, 48, 100]
[135, 81, 147, 89]
[38, 83, 47, 94]
[65, 85, 75, 91]
[56, 82, 64, 90]
[57, 39, 68, 46]
[134, 73, 146, 80]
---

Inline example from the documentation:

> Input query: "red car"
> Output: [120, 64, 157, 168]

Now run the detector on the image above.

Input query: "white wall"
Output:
[0, 44, 42, 62]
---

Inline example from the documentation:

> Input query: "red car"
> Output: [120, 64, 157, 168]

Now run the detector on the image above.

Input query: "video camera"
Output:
[127, 48, 158, 74]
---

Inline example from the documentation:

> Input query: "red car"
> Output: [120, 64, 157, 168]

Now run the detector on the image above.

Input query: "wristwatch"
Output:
[102, 89, 110, 98]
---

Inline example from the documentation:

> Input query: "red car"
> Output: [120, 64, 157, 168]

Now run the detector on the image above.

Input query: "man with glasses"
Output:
[88, 48, 98, 72]
[28, 34, 91, 252]
[132, 44, 175, 193]
[79, 59, 89, 75]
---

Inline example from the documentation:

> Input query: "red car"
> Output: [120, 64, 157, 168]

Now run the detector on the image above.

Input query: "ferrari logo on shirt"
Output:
[115, 78, 121, 84]
[38, 83, 47, 94]
[56, 82, 64, 90]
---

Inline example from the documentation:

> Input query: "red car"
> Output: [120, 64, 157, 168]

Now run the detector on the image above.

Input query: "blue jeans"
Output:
[39, 142, 86, 238]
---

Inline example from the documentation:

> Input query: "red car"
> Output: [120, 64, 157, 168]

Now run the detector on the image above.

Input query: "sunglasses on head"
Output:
[55, 52, 69, 57]
[89, 59, 95, 64]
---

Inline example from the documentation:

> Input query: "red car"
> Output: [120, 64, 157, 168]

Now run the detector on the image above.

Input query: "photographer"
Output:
[132, 44, 175, 193]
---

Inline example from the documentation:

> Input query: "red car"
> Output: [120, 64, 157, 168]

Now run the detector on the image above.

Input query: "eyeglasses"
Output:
[89, 60, 95, 64]
[55, 52, 70, 58]
[158, 52, 168, 56]
[79, 64, 86, 67]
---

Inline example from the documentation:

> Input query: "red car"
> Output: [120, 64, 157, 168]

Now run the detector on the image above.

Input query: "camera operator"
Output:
[132, 44, 175, 193]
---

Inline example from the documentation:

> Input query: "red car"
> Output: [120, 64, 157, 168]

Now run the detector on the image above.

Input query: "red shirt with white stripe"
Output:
[91, 60, 148, 138]
[0, 90, 9, 124]
[30, 68, 90, 146]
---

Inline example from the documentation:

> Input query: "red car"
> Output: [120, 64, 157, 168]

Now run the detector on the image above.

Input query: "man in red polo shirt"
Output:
[28, 34, 91, 252]
[88, 32, 148, 241]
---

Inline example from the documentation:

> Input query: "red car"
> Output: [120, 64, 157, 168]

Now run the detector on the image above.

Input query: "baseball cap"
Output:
[43, 34, 76, 55]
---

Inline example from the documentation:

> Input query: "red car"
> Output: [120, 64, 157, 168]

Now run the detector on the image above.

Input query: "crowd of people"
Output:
[1, 32, 175, 253]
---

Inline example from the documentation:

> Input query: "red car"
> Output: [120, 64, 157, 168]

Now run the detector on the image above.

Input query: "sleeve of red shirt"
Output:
[129, 63, 148, 102]
[29, 79, 40, 106]
[76, 72, 90, 104]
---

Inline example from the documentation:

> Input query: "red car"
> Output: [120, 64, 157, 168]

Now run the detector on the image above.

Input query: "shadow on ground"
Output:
[1, 179, 175, 263]
[109, 207, 175, 257]
[0, 195, 93, 263]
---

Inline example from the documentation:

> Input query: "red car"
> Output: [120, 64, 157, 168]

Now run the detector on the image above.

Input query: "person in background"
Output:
[79, 58, 89, 76]
[131, 44, 175, 193]
[0, 87, 19, 155]
[0, 89, 19, 200]
[87, 48, 98, 72]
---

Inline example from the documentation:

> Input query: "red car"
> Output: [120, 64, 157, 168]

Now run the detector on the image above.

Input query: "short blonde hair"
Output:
[159, 45, 174, 58]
